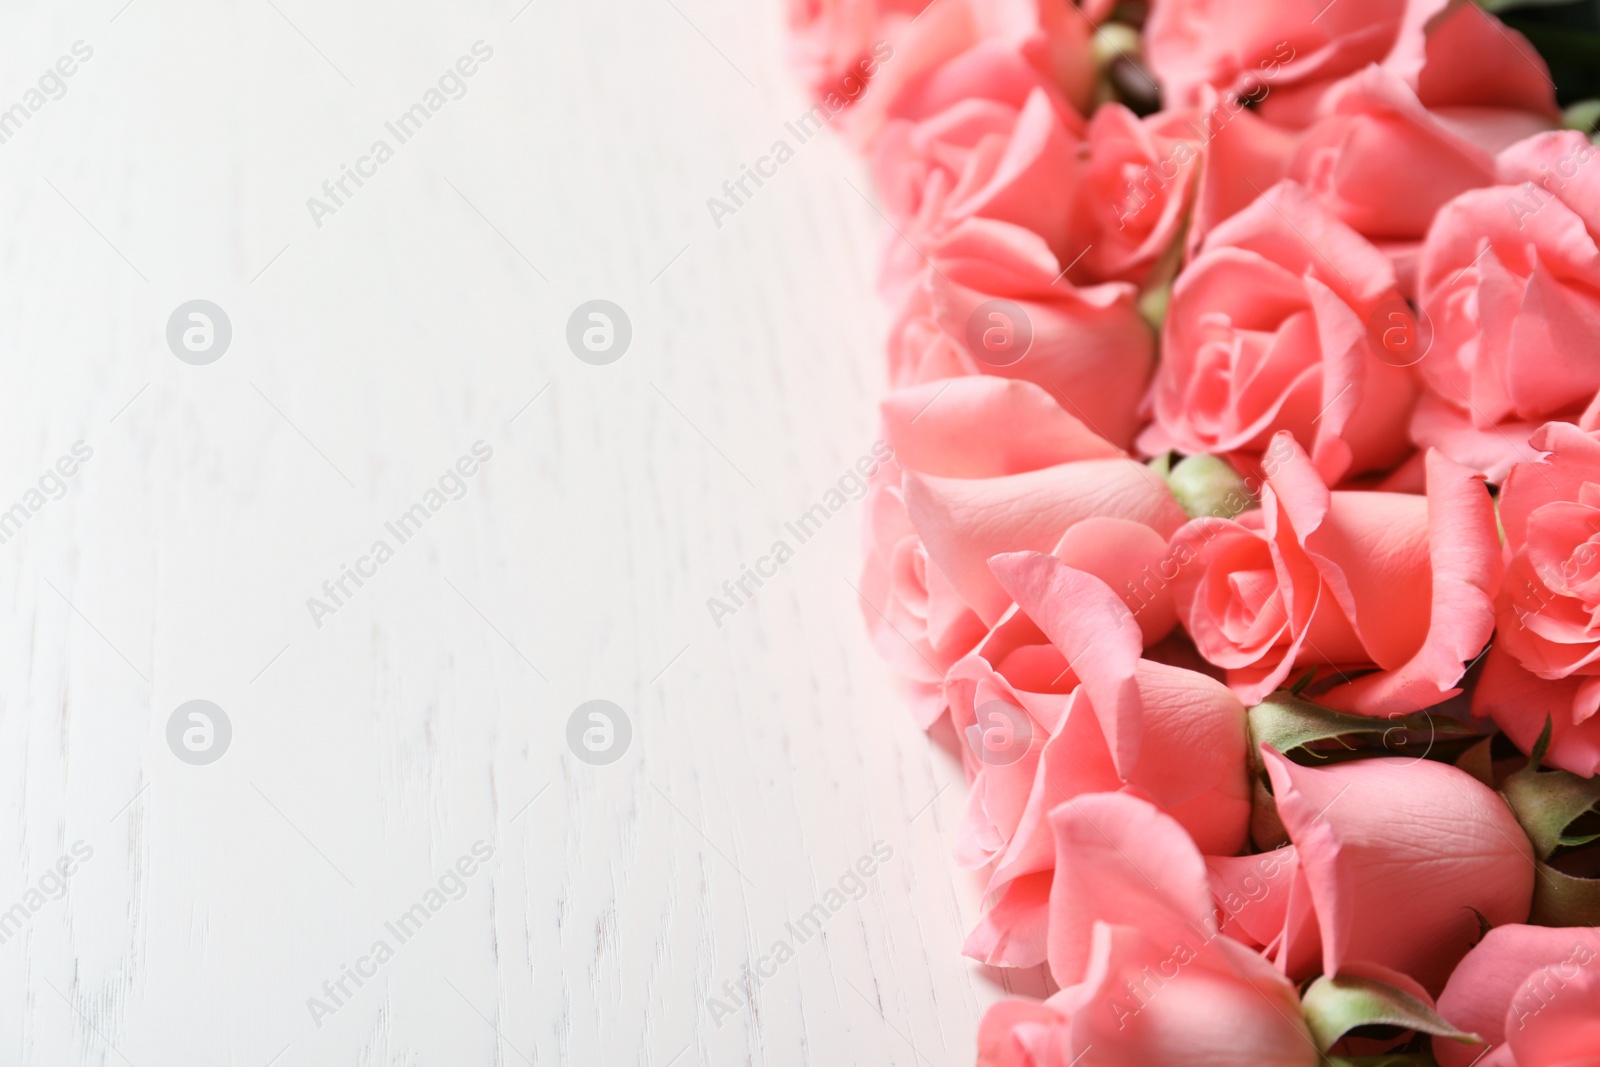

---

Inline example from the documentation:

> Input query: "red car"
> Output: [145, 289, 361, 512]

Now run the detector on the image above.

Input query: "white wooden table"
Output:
[0, 1, 1043, 1063]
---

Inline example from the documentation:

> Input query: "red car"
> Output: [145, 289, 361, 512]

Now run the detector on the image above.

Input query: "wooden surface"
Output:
[0, 1, 1041, 1063]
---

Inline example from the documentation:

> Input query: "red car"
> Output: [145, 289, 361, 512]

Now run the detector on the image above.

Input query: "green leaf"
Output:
[1252, 773, 1290, 851]
[1302, 973, 1481, 1053]
[1531, 860, 1600, 926]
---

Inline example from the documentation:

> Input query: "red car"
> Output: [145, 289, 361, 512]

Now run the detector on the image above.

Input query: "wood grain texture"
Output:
[0, 0, 1044, 1063]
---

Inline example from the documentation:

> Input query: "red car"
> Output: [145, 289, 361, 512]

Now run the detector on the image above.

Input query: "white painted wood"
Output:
[0, 0, 1046, 1064]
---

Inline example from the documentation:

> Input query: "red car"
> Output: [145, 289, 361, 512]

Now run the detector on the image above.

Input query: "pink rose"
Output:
[873, 76, 1084, 289]
[951, 554, 1250, 967]
[1064, 95, 1301, 284]
[1186, 90, 1303, 246]
[976, 793, 1317, 1067]
[885, 218, 1155, 448]
[785, 0, 923, 104]
[1146, 0, 1553, 129]
[1145, 0, 1424, 117]
[1253, 750, 1536, 993]
[1400, 0, 1559, 120]
[1474, 421, 1600, 776]
[1288, 67, 1554, 292]
[1168, 431, 1501, 715]
[1414, 131, 1600, 482]
[1140, 182, 1419, 484]
[1434, 924, 1600, 1067]
[1064, 103, 1202, 286]
[786, 0, 1095, 146]
[859, 377, 1184, 724]
[1144, 0, 1378, 110]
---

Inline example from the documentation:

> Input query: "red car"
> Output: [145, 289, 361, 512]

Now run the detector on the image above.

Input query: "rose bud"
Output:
[1288, 67, 1555, 295]
[1251, 749, 1536, 994]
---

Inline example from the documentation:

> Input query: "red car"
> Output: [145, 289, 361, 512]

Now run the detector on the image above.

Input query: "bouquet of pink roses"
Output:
[787, 0, 1600, 1063]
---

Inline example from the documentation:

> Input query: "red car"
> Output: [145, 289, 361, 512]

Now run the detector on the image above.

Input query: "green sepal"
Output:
[1455, 736, 1496, 788]
[1136, 216, 1186, 329]
[1250, 692, 1475, 771]
[1137, 280, 1172, 330]
[1327, 1057, 1443, 1067]
[1302, 973, 1480, 1054]
[1500, 727, 1600, 861]
[1251, 773, 1289, 851]
[1531, 861, 1600, 927]
[1530, 715, 1554, 769]
[1507, 717, 1600, 924]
